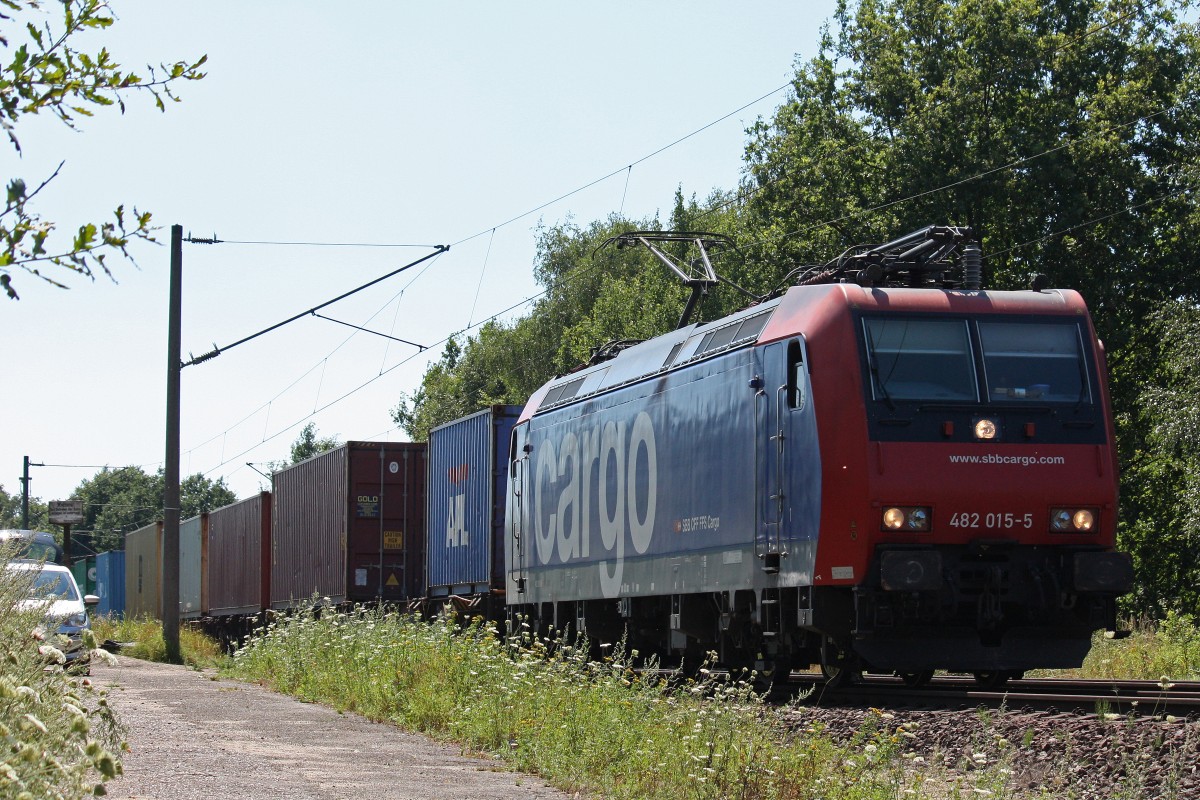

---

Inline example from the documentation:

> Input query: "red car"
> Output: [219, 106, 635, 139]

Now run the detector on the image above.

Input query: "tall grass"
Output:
[91, 614, 224, 668]
[228, 605, 1019, 800]
[0, 551, 123, 798]
[1074, 611, 1200, 681]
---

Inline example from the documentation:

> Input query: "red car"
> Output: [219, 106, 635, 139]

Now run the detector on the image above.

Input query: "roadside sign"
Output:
[49, 500, 85, 525]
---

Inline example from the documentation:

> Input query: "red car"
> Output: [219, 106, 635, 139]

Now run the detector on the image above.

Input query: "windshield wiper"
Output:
[865, 326, 896, 411]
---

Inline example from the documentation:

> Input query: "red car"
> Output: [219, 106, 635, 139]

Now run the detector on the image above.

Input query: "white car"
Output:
[6, 561, 99, 667]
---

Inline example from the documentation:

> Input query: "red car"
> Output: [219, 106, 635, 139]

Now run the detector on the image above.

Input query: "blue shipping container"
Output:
[426, 405, 520, 597]
[95, 550, 126, 618]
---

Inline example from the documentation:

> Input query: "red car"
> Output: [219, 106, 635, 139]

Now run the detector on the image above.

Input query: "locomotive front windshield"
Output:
[978, 322, 1089, 403]
[864, 317, 1092, 405]
[864, 319, 977, 401]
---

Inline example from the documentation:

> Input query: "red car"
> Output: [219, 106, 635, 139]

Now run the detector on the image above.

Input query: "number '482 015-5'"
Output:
[948, 511, 1034, 530]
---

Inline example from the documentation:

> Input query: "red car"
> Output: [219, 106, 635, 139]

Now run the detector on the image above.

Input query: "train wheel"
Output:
[898, 670, 934, 688]
[972, 670, 1010, 689]
[820, 637, 860, 688]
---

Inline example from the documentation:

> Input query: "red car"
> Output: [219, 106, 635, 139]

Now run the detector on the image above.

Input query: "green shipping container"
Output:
[70, 556, 96, 596]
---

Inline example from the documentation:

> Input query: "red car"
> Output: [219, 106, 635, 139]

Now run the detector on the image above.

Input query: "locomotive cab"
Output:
[793, 288, 1132, 682]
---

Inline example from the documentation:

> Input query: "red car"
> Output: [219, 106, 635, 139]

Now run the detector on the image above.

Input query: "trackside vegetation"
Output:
[91, 614, 223, 669]
[1071, 613, 1200, 681]
[0, 550, 122, 798]
[57, 606, 1200, 798]
[227, 605, 1017, 800]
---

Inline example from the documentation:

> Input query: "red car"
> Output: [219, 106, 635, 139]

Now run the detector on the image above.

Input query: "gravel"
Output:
[780, 702, 1200, 799]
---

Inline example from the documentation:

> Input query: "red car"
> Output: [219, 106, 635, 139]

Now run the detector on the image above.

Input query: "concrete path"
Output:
[95, 657, 571, 800]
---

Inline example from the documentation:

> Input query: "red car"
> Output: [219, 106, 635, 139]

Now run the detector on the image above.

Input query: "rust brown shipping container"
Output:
[271, 442, 426, 609]
[206, 492, 271, 618]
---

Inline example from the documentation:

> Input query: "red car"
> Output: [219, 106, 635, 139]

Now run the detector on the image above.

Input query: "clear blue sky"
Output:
[2, 2, 837, 506]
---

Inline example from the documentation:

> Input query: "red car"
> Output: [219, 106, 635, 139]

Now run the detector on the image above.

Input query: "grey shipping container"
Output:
[179, 513, 208, 619]
[206, 492, 271, 617]
[271, 441, 426, 609]
[426, 406, 520, 599]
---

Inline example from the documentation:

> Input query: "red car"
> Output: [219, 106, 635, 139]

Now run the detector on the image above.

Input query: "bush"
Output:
[0, 550, 123, 798]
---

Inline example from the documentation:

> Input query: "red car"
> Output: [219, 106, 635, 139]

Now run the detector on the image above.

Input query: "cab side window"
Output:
[787, 340, 807, 410]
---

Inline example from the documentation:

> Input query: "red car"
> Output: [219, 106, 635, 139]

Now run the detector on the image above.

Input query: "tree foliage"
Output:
[0, 481, 46, 529]
[264, 423, 342, 473]
[71, 465, 235, 552]
[0, 0, 206, 299]
[288, 422, 341, 464]
[392, 200, 751, 441]
[1120, 302, 1200, 613]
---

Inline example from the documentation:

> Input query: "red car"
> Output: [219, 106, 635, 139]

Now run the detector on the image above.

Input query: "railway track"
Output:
[786, 673, 1200, 717]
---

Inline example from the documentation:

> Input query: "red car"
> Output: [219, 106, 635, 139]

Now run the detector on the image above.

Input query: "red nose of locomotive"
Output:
[800, 283, 1130, 674]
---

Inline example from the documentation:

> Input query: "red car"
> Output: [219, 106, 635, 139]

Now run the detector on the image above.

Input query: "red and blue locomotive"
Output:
[495, 226, 1132, 684]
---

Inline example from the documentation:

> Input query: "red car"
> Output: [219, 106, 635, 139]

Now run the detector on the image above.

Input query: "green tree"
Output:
[1120, 302, 1200, 614]
[0, 0, 206, 299]
[0, 481, 47, 529]
[264, 423, 342, 473]
[179, 471, 236, 520]
[71, 465, 235, 552]
[742, 0, 1199, 364]
[392, 208, 729, 441]
[288, 422, 341, 463]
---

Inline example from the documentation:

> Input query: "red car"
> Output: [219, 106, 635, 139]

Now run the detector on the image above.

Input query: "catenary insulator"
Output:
[963, 242, 983, 290]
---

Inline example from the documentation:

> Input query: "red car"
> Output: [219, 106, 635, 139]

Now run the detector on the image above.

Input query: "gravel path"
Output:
[94, 657, 570, 800]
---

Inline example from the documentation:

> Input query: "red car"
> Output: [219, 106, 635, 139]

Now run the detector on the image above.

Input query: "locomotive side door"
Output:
[754, 341, 790, 568]
[754, 338, 818, 570]
[505, 421, 530, 598]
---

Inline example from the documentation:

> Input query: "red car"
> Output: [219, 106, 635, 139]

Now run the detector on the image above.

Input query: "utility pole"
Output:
[163, 224, 182, 663]
[19, 456, 44, 529]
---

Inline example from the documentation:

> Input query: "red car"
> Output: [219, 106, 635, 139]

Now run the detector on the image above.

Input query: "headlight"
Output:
[881, 506, 931, 532]
[65, 612, 88, 628]
[1050, 507, 1098, 533]
[974, 418, 999, 440]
